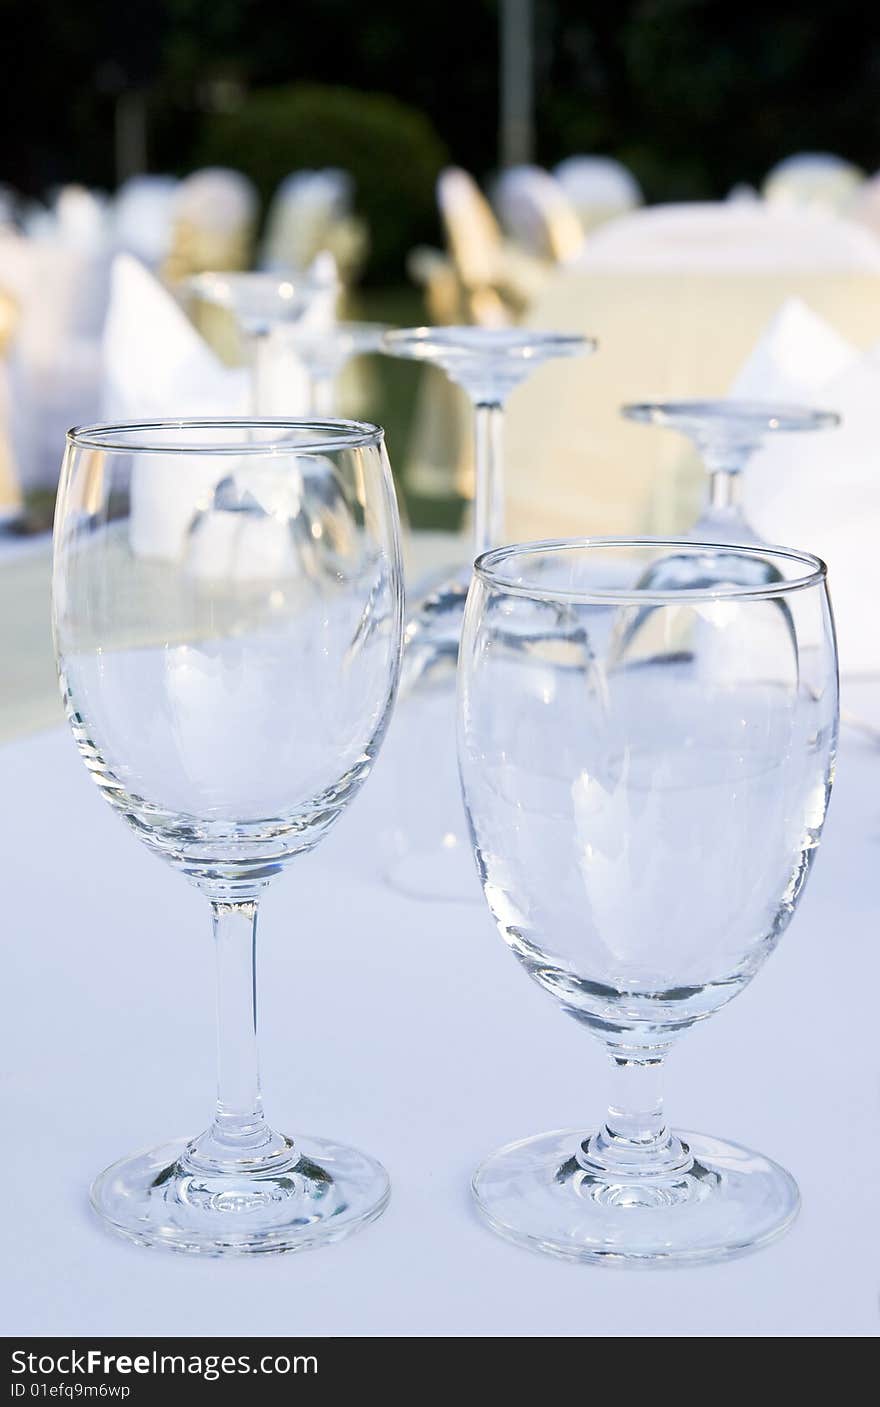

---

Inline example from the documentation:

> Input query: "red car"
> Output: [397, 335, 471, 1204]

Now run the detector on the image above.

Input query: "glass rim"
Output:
[621, 400, 840, 432]
[473, 537, 828, 604]
[383, 326, 596, 356]
[65, 417, 385, 456]
[186, 269, 332, 295]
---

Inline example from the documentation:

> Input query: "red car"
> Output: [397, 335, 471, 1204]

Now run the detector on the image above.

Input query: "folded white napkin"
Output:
[102, 255, 303, 578]
[732, 298, 880, 677]
[102, 253, 247, 422]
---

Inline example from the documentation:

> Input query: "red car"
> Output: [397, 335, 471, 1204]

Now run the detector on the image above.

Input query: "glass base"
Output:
[472, 1128, 799, 1267]
[90, 1133, 390, 1256]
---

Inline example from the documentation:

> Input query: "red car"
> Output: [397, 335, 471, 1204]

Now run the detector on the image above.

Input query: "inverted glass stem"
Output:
[251, 331, 274, 416]
[309, 370, 337, 418]
[472, 400, 505, 560]
[708, 467, 742, 513]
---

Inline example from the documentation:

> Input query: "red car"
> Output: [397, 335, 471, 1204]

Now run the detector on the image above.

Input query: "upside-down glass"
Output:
[52, 419, 403, 1255]
[187, 269, 338, 414]
[458, 539, 838, 1264]
[381, 327, 594, 900]
[275, 321, 390, 416]
[622, 400, 839, 548]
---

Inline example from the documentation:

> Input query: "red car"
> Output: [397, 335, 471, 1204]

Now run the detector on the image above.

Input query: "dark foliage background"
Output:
[3, 0, 880, 277]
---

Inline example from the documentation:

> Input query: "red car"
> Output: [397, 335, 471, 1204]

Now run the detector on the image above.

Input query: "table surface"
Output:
[1, 534, 878, 1338]
[1, 709, 878, 1338]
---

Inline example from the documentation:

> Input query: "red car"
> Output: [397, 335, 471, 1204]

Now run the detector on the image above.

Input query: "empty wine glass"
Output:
[612, 401, 839, 660]
[275, 321, 390, 416]
[624, 398, 838, 548]
[187, 267, 338, 413]
[381, 327, 594, 900]
[458, 538, 838, 1264]
[53, 419, 403, 1255]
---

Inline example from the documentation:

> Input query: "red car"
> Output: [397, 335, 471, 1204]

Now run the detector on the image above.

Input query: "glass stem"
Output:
[251, 330, 274, 415]
[708, 467, 741, 513]
[185, 900, 290, 1172]
[309, 371, 337, 418]
[472, 400, 505, 560]
[211, 900, 265, 1146]
[581, 1050, 691, 1179]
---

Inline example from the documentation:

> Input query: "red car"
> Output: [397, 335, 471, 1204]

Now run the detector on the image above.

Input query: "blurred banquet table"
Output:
[0, 536, 878, 1337]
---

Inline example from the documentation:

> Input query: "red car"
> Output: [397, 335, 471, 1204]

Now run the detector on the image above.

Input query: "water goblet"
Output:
[381, 327, 594, 900]
[458, 538, 838, 1264]
[53, 418, 403, 1255]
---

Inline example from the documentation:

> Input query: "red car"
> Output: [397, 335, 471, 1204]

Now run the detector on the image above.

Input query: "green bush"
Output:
[194, 83, 449, 282]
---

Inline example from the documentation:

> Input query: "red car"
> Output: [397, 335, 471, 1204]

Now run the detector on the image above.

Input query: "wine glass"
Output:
[53, 418, 403, 1256]
[458, 538, 838, 1264]
[275, 322, 390, 416]
[381, 327, 595, 900]
[622, 399, 839, 547]
[612, 401, 839, 659]
[187, 268, 338, 413]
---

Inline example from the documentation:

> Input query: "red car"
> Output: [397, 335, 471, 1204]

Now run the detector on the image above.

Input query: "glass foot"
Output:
[91, 1134, 390, 1256]
[472, 1128, 798, 1267]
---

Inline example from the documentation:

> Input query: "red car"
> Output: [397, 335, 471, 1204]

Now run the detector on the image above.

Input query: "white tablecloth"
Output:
[1, 705, 878, 1339]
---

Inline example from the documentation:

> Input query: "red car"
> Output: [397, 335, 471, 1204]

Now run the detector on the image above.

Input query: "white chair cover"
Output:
[0, 189, 112, 495]
[762, 153, 865, 214]
[492, 165, 584, 261]
[261, 169, 365, 275]
[437, 167, 504, 294]
[113, 175, 178, 270]
[166, 168, 258, 281]
[852, 171, 880, 239]
[553, 156, 643, 232]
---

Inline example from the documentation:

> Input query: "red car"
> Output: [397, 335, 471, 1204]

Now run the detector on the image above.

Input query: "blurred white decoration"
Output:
[261, 169, 367, 281]
[726, 183, 761, 205]
[166, 167, 258, 280]
[112, 175, 178, 269]
[762, 153, 865, 214]
[492, 164, 584, 261]
[553, 155, 643, 232]
[576, 202, 880, 271]
[0, 186, 18, 230]
[851, 170, 880, 238]
[102, 254, 249, 564]
[53, 185, 111, 252]
[731, 298, 880, 677]
[173, 168, 257, 240]
[0, 186, 112, 497]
